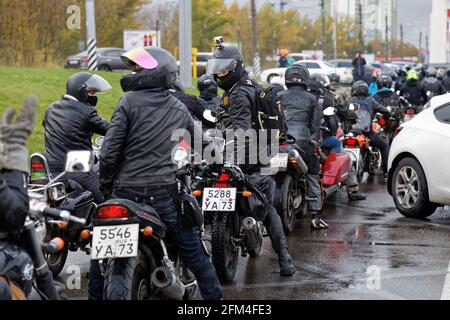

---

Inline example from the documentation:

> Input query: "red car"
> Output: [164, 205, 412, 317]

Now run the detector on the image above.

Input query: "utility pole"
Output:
[419, 31, 423, 52]
[250, 0, 261, 79]
[321, 0, 326, 53]
[400, 24, 403, 60]
[179, 0, 192, 87]
[85, 0, 98, 71]
[426, 34, 429, 62]
[385, 14, 389, 61]
[356, 0, 364, 49]
[333, 2, 337, 61]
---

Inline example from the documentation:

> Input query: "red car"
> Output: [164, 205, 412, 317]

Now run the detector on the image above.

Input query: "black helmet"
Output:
[198, 74, 217, 91]
[197, 74, 218, 100]
[120, 47, 178, 92]
[206, 36, 246, 91]
[310, 73, 330, 89]
[285, 64, 310, 88]
[351, 80, 369, 97]
[376, 74, 393, 89]
[66, 72, 112, 104]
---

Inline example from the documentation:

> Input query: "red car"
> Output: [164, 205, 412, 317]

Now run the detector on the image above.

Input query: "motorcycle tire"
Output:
[46, 248, 68, 278]
[103, 253, 151, 300]
[211, 212, 239, 283]
[275, 175, 297, 234]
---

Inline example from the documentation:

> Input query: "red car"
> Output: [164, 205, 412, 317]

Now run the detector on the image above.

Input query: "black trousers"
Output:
[369, 133, 389, 174]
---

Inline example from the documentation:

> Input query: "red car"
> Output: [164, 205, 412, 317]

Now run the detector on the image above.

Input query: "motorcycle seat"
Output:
[59, 189, 94, 211]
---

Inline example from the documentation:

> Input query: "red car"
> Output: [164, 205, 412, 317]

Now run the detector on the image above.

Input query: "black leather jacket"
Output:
[278, 85, 322, 144]
[215, 76, 259, 173]
[400, 80, 424, 106]
[43, 96, 110, 171]
[99, 88, 202, 192]
[0, 170, 28, 234]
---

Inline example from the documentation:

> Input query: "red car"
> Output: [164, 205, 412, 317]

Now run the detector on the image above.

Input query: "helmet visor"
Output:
[84, 74, 112, 94]
[206, 58, 237, 75]
[121, 48, 158, 70]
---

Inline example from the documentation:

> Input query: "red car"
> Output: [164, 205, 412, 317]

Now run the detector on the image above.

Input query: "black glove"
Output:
[0, 96, 39, 173]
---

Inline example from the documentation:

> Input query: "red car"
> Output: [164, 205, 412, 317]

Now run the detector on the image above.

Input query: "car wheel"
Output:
[392, 157, 437, 219]
[98, 64, 112, 72]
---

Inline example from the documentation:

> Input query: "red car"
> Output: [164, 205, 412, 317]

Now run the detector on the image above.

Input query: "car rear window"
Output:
[434, 104, 450, 124]
[338, 61, 352, 68]
[306, 62, 320, 69]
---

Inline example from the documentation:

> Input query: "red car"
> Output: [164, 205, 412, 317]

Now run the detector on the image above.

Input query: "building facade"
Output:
[325, 0, 398, 42]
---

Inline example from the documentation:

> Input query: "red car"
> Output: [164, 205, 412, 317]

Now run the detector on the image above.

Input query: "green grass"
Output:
[0, 67, 198, 154]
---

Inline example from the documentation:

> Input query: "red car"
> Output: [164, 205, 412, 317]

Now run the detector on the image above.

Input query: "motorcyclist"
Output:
[373, 74, 401, 107]
[197, 74, 221, 112]
[442, 69, 450, 92]
[277, 65, 328, 229]
[346, 81, 391, 179]
[421, 67, 445, 102]
[99, 47, 223, 300]
[399, 70, 425, 108]
[206, 39, 296, 276]
[308, 74, 366, 202]
[43, 72, 112, 204]
[169, 79, 214, 128]
[0, 97, 39, 300]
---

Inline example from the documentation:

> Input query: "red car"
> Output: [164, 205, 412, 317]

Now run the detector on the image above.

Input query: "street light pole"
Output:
[85, 0, 98, 71]
[179, 0, 192, 87]
[251, 0, 261, 79]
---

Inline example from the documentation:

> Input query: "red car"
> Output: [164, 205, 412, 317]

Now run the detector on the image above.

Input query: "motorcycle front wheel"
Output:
[211, 212, 239, 283]
[45, 247, 68, 278]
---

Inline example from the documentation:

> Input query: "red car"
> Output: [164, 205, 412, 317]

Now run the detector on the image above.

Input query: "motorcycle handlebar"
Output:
[41, 207, 86, 225]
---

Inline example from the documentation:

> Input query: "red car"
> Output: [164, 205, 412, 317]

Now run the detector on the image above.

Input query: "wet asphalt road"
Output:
[59, 173, 450, 300]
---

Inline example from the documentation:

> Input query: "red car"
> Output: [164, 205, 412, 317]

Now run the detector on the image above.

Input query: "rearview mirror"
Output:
[65, 151, 94, 173]
[203, 109, 217, 123]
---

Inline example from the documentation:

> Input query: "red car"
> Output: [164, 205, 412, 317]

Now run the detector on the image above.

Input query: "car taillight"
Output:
[82, 56, 89, 64]
[394, 127, 403, 137]
[345, 139, 357, 147]
[97, 205, 130, 219]
[215, 172, 231, 188]
[405, 108, 416, 115]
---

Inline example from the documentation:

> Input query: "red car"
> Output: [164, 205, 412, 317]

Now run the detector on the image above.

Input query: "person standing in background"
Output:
[352, 50, 367, 83]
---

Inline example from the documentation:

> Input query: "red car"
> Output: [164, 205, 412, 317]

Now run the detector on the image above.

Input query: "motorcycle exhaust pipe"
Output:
[151, 266, 185, 300]
[243, 217, 260, 251]
[288, 150, 308, 175]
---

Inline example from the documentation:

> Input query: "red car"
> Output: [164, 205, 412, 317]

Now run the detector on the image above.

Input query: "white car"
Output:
[259, 60, 340, 85]
[387, 93, 450, 219]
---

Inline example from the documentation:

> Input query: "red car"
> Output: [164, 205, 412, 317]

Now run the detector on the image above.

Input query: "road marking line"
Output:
[441, 260, 450, 300]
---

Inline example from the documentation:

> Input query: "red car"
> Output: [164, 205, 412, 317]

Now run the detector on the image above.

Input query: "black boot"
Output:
[311, 213, 328, 230]
[348, 192, 367, 201]
[278, 250, 296, 276]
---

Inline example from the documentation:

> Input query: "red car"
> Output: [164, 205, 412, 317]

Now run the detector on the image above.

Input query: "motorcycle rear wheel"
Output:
[46, 248, 68, 278]
[103, 253, 152, 300]
[211, 212, 239, 283]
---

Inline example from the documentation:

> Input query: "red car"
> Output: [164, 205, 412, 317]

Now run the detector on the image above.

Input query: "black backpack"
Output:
[240, 79, 287, 144]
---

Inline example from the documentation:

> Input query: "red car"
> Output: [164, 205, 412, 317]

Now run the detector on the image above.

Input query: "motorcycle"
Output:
[28, 152, 96, 277]
[2, 151, 89, 300]
[87, 148, 204, 300]
[194, 157, 267, 282]
[273, 141, 309, 234]
[342, 104, 381, 183]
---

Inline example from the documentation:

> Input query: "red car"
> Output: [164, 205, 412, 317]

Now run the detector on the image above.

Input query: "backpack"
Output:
[240, 79, 288, 144]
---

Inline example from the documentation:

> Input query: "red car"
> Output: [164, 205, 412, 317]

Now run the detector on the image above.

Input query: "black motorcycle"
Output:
[1, 151, 89, 300]
[28, 152, 96, 277]
[273, 142, 309, 234]
[194, 162, 267, 283]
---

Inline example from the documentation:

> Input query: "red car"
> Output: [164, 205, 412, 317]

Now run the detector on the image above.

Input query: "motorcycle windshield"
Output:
[84, 74, 112, 94]
[353, 110, 372, 133]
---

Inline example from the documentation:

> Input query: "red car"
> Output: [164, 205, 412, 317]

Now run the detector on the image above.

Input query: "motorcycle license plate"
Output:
[91, 224, 139, 260]
[202, 188, 237, 211]
[270, 153, 289, 168]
